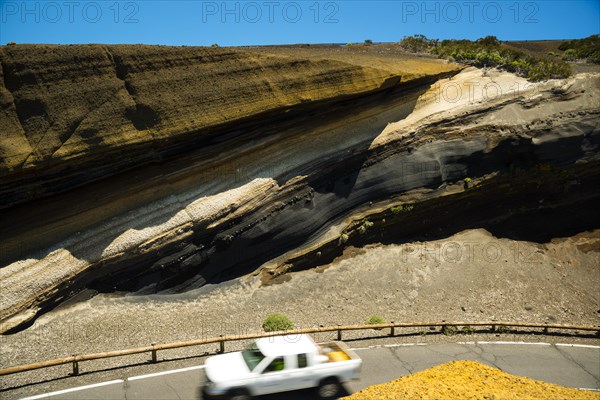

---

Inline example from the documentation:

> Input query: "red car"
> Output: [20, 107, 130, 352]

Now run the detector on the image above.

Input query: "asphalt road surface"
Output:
[21, 341, 600, 400]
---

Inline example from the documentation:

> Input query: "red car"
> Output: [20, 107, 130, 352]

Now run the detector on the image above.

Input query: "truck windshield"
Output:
[241, 345, 266, 371]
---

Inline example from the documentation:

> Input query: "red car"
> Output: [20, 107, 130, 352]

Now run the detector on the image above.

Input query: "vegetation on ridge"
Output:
[399, 34, 576, 81]
[559, 34, 600, 64]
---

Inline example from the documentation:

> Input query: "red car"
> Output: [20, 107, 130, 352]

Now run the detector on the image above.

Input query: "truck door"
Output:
[253, 356, 295, 395]
[284, 353, 317, 391]
[255, 353, 321, 395]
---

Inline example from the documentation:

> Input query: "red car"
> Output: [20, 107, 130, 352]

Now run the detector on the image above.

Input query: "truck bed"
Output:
[317, 341, 360, 363]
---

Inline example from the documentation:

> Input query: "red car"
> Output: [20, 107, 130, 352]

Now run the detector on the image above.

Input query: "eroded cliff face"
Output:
[0, 44, 598, 334]
[1, 45, 450, 206]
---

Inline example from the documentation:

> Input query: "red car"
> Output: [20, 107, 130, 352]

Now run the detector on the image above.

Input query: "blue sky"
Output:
[1, 0, 599, 46]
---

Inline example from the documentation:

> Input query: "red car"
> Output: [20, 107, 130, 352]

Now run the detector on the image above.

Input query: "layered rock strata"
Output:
[0, 44, 598, 334]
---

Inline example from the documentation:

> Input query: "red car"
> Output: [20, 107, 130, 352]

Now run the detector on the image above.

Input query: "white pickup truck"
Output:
[202, 334, 362, 399]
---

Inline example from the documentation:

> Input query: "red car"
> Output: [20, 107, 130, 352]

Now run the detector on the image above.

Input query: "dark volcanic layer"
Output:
[0, 43, 598, 334]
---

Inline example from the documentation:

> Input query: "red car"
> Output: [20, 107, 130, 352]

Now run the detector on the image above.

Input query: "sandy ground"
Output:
[1, 229, 598, 393]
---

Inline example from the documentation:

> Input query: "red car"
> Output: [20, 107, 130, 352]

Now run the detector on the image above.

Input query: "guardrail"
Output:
[1, 321, 598, 377]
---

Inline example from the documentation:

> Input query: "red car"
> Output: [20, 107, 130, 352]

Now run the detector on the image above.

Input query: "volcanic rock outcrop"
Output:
[0, 44, 598, 334]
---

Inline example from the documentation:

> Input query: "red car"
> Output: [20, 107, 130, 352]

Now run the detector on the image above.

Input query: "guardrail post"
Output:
[543, 326, 549, 335]
[390, 322, 395, 337]
[151, 344, 157, 363]
[71, 355, 79, 376]
[219, 335, 225, 353]
[337, 325, 342, 341]
[491, 324, 496, 332]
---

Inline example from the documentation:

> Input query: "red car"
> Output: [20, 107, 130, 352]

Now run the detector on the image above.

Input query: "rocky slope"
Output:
[0, 44, 598, 335]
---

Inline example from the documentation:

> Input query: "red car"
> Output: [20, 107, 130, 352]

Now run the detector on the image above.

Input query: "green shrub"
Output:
[364, 39, 373, 45]
[391, 204, 414, 214]
[358, 220, 374, 234]
[463, 177, 472, 189]
[559, 35, 600, 64]
[399, 34, 436, 53]
[433, 36, 572, 81]
[366, 315, 386, 327]
[263, 313, 294, 332]
[588, 51, 600, 64]
[442, 325, 459, 336]
[462, 325, 474, 334]
[476, 35, 500, 47]
[561, 48, 577, 61]
[338, 233, 349, 245]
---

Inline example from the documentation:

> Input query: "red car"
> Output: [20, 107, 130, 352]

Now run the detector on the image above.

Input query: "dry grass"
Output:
[345, 360, 600, 400]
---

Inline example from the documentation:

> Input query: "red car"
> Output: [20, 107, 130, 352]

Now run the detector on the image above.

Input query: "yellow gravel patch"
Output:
[345, 360, 600, 400]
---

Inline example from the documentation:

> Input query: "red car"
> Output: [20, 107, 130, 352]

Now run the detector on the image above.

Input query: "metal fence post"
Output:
[337, 325, 342, 341]
[151, 344, 157, 363]
[219, 335, 225, 353]
[390, 322, 395, 337]
[72, 355, 79, 376]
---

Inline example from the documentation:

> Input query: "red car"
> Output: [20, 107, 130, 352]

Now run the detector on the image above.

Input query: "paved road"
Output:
[21, 342, 600, 400]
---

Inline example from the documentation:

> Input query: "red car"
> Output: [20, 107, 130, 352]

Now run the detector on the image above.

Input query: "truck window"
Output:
[242, 347, 266, 371]
[297, 353, 308, 368]
[263, 357, 285, 373]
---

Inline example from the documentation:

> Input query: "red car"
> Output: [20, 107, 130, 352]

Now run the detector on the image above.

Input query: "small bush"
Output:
[366, 315, 386, 330]
[263, 313, 294, 332]
[399, 34, 436, 53]
[462, 325, 474, 334]
[338, 233, 349, 245]
[442, 325, 459, 336]
[364, 39, 373, 45]
[358, 220, 374, 234]
[366, 315, 386, 325]
[476, 35, 500, 47]
[391, 204, 414, 214]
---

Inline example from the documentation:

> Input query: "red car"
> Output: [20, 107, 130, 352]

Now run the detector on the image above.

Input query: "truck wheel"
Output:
[227, 388, 251, 400]
[317, 377, 340, 399]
